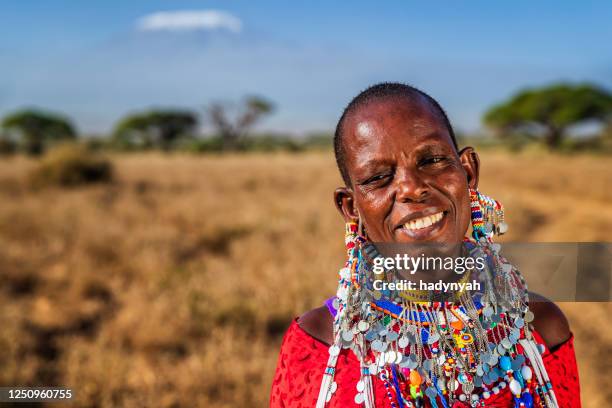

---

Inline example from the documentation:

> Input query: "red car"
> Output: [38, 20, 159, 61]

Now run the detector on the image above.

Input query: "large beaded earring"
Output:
[344, 219, 367, 288]
[318, 220, 372, 408]
[469, 188, 507, 241]
[336, 221, 361, 313]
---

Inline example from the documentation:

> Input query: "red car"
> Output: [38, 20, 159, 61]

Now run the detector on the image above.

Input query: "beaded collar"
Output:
[316, 235, 559, 408]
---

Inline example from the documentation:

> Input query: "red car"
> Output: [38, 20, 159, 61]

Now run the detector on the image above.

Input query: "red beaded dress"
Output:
[270, 314, 580, 408]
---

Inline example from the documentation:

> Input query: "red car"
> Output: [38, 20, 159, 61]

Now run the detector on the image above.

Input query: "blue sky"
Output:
[1, 1, 611, 135]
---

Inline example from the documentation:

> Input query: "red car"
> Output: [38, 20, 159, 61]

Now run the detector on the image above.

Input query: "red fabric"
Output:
[270, 319, 580, 408]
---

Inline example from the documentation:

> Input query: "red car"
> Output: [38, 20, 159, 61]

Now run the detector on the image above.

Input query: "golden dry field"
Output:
[0, 151, 610, 407]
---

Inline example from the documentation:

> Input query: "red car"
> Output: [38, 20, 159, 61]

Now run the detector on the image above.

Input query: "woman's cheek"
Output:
[453, 187, 472, 237]
[434, 172, 470, 239]
[439, 167, 468, 188]
[358, 190, 393, 241]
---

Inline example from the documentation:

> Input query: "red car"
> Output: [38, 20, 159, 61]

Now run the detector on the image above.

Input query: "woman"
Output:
[270, 83, 579, 407]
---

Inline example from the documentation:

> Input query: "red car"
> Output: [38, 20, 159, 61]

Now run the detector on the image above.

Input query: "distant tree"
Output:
[207, 96, 274, 151]
[484, 83, 612, 149]
[0, 137, 17, 156]
[1, 109, 76, 155]
[113, 110, 198, 151]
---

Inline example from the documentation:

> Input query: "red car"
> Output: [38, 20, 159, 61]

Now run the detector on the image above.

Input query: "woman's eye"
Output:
[364, 173, 391, 185]
[420, 156, 448, 166]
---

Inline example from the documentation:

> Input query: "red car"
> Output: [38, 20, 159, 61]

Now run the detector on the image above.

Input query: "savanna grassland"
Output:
[0, 151, 610, 407]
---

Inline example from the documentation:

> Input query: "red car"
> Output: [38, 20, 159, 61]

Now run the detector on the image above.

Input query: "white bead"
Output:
[357, 320, 369, 332]
[509, 379, 522, 396]
[330, 382, 338, 393]
[385, 351, 396, 364]
[395, 351, 403, 364]
[459, 394, 467, 402]
[521, 365, 533, 381]
[483, 391, 491, 399]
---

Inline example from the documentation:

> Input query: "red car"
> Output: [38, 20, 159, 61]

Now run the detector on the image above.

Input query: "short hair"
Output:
[334, 82, 458, 186]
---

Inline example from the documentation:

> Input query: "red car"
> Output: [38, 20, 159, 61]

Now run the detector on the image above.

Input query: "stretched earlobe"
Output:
[459, 146, 480, 189]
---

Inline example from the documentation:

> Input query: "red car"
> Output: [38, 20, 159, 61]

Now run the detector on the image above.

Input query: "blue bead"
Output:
[514, 370, 525, 388]
[500, 356, 512, 371]
[521, 391, 534, 408]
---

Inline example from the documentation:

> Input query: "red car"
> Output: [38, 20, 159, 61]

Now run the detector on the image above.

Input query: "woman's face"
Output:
[335, 96, 480, 244]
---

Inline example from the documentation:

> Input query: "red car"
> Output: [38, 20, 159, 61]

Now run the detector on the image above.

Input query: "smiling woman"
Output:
[270, 83, 579, 408]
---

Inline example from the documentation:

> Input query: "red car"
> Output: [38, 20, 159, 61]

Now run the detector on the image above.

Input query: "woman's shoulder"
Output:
[271, 314, 332, 407]
[297, 306, 334, 346]
[528, 292, 571, 351]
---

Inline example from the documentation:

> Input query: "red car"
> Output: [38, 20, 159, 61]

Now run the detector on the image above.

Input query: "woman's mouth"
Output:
[395, 210, 448, 240]
[403, 211, 445, 231]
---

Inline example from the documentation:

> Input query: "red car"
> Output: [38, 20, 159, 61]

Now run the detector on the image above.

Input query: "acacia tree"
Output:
[112, 110, 198, 151]
[207, 96, 274, 151]
[484, 83, 612, 149]
[1, 109, 76, 155]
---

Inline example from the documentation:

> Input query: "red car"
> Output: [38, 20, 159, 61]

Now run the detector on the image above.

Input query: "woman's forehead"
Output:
[343, 97, 453, 154]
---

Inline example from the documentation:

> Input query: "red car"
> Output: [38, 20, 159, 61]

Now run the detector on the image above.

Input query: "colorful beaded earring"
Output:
[469, 188, 508, 241]
[317, 220, 375, 408]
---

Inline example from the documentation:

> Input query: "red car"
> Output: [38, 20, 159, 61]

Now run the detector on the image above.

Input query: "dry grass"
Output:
[0, 151, 610, 407]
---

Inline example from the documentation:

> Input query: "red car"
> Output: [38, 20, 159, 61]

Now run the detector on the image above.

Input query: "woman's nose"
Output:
[395, 168, 429, 203]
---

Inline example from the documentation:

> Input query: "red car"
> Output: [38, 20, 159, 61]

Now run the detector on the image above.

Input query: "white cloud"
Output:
[136, 10, 242, 33]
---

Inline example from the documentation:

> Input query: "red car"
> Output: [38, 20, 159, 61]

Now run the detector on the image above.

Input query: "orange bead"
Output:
[409, 370, 422, 385]
[451, 320, 464, 330]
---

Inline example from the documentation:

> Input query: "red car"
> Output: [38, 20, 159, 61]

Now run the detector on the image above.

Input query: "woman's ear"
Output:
[334, 187, 359, 222]
[458, 146, 480, 189]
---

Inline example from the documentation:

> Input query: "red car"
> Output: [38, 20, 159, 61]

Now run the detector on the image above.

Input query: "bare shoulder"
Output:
[298, 306, 334, 346]
[528, 292, 571, 350]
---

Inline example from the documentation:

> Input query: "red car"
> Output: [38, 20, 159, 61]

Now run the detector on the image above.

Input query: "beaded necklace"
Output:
[315, 222, 559, 408]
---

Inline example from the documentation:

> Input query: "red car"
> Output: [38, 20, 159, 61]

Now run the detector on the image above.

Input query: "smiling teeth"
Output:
[404, 212, 444, 231]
